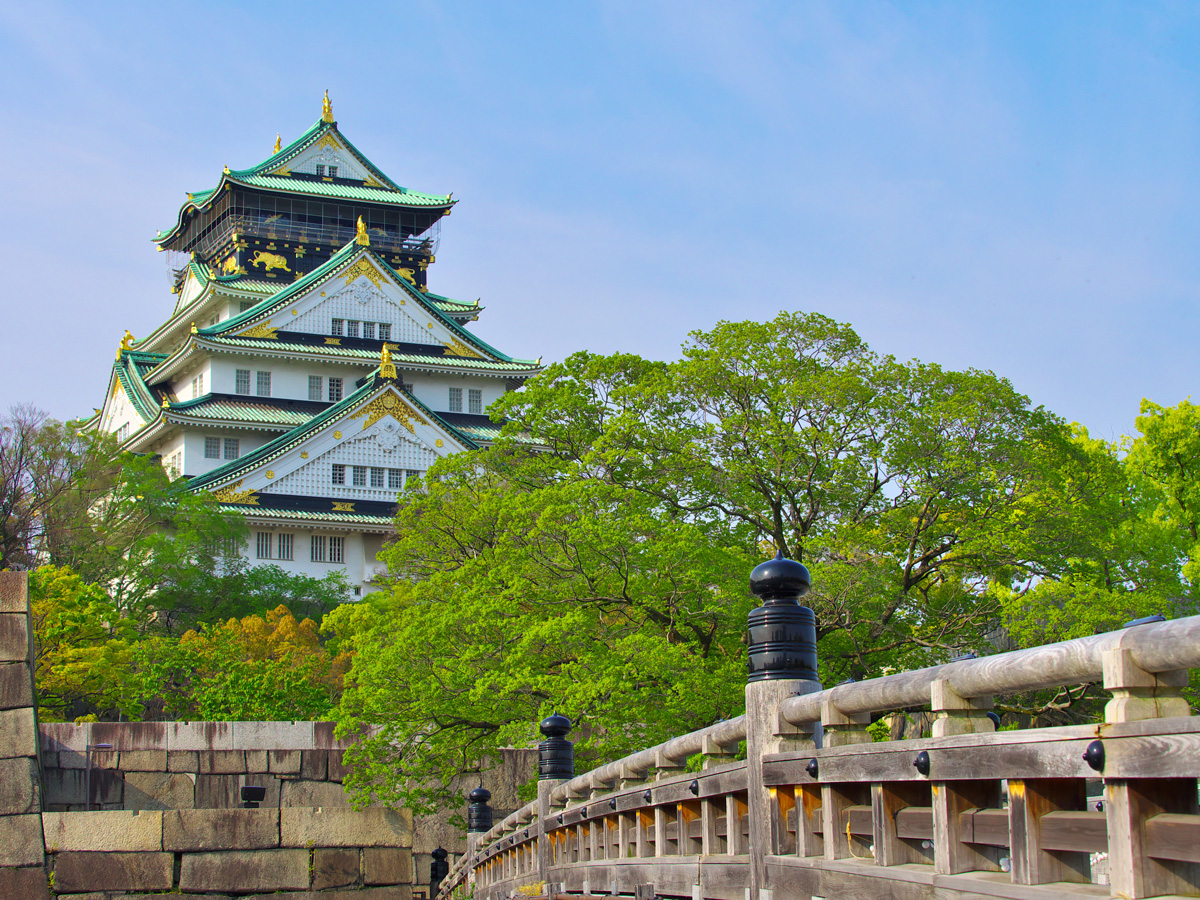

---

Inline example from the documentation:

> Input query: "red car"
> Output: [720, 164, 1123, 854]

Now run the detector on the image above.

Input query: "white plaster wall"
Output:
[180, 429, 272, 478]
[208, 357, 363, 401]
[239, 524, 383, 595]
[170, 360, 212, 402]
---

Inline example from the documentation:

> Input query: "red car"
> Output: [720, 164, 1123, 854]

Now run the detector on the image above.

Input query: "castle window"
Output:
[256, 532, 272, 559]
[370, 467, 385, 488]
[204, 437, 220, 459]
[363, 322, 376, 340]
[191, 374, 204, 398]
[347, 321, 360, 339]
[331, 464, 346, 485]
[315, 164, 325, 177]
[223, 438, 239, 460]
[277, 533, 294, 561]
[239, 301, 255, 313]
[329, 378, 344, 403]
[406, 469, 420, 483]
[469, 389, 483, 415]
[311, 535, 327, 562]
[330, 536, 345, 563]
[449, 387, 462, 413]
[331, 318, 344, 337]
[388, 469, 402, 490]
[352, 466, 367, 487]
[378, 324, 391, 342]
[256, 371, 271, 397]
[328, 166, 338, 179]
[235, 369, 251, 394]
[309, 375, 323, 401]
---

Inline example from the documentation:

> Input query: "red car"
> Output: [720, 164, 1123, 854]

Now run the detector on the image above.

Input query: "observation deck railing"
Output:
[438, 559, 1200, 900]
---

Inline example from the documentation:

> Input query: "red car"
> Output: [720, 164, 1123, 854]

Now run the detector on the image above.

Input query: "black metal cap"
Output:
[468, 785, 491, 804]
[432, 847, 449, 861]
[540, 712, 572, 738]
[750, 550, 811, 601]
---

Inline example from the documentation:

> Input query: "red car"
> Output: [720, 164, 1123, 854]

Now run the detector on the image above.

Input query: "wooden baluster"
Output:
[874, 782, 932, 866]
[619, 812, 634, 859]
[637, 808, 653, 858]
[796, 784, 823, 858]
[726, 793, 749, 856]
[770, 785, 796, 856]
[574, 823, 584, 863]
[680, 800, 702, 855]
[702, 796, 726, 855]
[1106, 777, 1200, 899]
[822, 784, 871, 861]
[1008, 779, 1089, 885]
[655, 804, 673, 856]
[932, 781, 1002, 875]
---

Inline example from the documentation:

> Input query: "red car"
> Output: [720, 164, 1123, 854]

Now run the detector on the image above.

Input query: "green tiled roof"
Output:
[211, 277, 281, 295]
[167, 397, 316, 427]
[115, 351, 168, 422]
[200, 336, 540, 372]
[154, 120, 453, 245]
[217, 504, 394, 526]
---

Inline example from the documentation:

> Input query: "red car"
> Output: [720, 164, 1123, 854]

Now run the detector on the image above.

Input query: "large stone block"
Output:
[39, 721, 88, 753]
[0, 755, 41, 814]
[52, 851, 174, 893]
[198, 749, 246, 774]
[179, 849, 309, 893]
[301, 749, 329, 780]
[124, 771, 195, 811]
[0, 866, 50, 900]
[0, 706, 37, 758]
[167, 720, 235, 751]
[0, 613, 30, 662]
[0, 813, 45, 866]
[281, 806, 412, 848]
[269, 748, 301, 775]
[280, 778, 349, 808]
[364, 847, 413, 885]
[91, 721, 167, 751]
[245, 890, 410, 900]
[42, 810, 163, 852]
[314, 720, 358, 750]
[232, 720, 314, 750]
[43, 766, 122, 807]
[0, 661, 32, 709]
[167, 749, 199, 771]
[163, 808, 280, 851]
[121, 749, 168, 771]
[195, 773, 241, 808]
[313, 847, 359, 889]
[246, 749, 269, 772]
[0, 571, 27, 612]
[57, 746, 118, 769]
[328, 749, 352, 782]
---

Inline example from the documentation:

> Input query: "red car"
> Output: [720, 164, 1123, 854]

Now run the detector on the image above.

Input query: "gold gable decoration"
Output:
[344, 258, 383, 288]
[238, 319, 279, 340]
[443, 336, 486, 360]
[318, 133, 342, 151]
[351, 389, 429, 433]
[209, 479, 260, 506]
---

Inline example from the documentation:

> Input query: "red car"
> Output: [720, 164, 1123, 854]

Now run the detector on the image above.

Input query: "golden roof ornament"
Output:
[117, 330, 135, 360]
[355, 216, 370, 246]
[223, 164, 230, 174]
[161, 396, 170, 409]
[190, 322, 198, 334]
[273, 133, 282, 153]
[380, 344, 397, 380]
[322, 89, 334, 124]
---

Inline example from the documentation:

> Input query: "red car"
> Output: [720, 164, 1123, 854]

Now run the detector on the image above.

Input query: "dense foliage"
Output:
[333, 312, 1199, 813]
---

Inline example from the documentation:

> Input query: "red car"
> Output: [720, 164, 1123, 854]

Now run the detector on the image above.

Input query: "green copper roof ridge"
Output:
[114, 357, 160, 423]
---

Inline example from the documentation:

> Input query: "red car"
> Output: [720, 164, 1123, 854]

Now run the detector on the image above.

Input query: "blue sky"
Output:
[1, 1, 1197, 440]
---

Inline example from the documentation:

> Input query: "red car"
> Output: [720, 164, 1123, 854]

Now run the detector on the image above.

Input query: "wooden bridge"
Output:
[438, 557, 1200, 900]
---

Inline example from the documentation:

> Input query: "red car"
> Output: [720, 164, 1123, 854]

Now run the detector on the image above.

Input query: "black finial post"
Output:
[467, 784, 493, 833]
[538, 712, 574, 780]
[747, 550, 818, 682]
[430, 847, 450, 897]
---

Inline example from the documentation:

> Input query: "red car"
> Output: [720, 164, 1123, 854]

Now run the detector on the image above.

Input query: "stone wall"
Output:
[0, 572, 535, 899]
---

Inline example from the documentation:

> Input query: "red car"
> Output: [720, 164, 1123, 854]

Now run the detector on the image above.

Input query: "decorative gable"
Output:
[269, 133, 372, 183]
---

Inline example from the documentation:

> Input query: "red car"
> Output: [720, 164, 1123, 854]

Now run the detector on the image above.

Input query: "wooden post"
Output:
[1008, 779, 1089, 885]
[874, 782, 932, 866]
[796, 785, 824, 858]
[932, 780, 1002, 875]
[1106, 777, 1200, 898]
[537, 777, 568, 887]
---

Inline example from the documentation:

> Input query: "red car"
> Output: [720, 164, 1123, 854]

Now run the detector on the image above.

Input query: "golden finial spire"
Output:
[273, 133, 282, 153]
[321, 89, 334, 124]
[355, 216, 370, 246]
[380, 344, 397, 380]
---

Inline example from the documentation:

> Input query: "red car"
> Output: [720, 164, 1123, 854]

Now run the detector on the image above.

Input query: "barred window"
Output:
[315, 164, 326, 177]
[235, 369, 251, 394]
[311, 535, 327, 562]
[352, 466, 367, 487]
[363, 322, 376, 340]
[328, 166, 339, 179]
[256, 371, 271, 397]
[468, 389, 483, 415]
[332, 464, 346, 485]
[370, 467, 385, 488]
[449, 387, 462, 412]
[277, 533, 294, 561]
[331, 318, 344, 337]
[329, 377, 344, 403]
[378, 324, 391, 341]
[256, 532, 272, 559]
[347, 320, 360, 338]
[309, 375, 323, 401]
[204, 437, 221, 459]
[223, 438, 239, 460]
[239, 300, 255, 313]
[330, 536, 345, 563]
[388, 468, 402, 489]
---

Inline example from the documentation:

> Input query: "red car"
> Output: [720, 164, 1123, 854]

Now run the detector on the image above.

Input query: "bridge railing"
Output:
[439, 558, 1200, 900]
